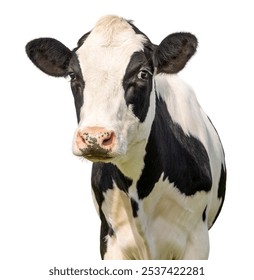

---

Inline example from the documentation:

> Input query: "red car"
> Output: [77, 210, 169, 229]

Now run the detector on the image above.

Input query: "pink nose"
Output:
[76, 127, 116, 157]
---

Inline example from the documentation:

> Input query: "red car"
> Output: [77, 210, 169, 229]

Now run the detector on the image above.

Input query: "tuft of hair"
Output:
[90, 15, 139, 47]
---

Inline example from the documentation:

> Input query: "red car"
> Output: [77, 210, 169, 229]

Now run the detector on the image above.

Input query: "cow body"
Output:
[26, 15, 226, 259]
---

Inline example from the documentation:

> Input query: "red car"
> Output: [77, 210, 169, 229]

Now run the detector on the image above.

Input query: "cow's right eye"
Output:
[68, 72, 76, 81]
[137, 69, 152, 81]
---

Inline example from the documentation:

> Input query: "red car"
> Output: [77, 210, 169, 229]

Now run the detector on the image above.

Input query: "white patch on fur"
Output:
[138, 174, 209, 259]
[91, 189, 99, 216]
[102, 182, 150, 260]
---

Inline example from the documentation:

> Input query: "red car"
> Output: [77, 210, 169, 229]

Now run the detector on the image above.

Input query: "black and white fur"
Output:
[26, 15, 226, 259]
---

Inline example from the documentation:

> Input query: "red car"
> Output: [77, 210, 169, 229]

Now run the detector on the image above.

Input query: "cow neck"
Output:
[114, 139, 148, 182]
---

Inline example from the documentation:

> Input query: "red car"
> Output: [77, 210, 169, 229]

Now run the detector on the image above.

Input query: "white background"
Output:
[1, 0, 253, 279]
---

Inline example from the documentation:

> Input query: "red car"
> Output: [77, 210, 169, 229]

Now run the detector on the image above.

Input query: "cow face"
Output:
[26, 15, 197, 164]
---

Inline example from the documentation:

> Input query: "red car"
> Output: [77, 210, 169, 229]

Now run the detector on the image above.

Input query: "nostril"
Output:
[102, 131, 114, 146]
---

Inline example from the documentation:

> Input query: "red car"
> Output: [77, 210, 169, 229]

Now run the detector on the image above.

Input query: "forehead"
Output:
[76, 16, 148, 75]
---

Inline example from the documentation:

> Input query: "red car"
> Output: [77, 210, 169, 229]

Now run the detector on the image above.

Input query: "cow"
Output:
[26, 15, 226, 260]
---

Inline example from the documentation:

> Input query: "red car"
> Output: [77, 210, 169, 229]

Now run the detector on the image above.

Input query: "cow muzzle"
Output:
[74, 127, 116, 161]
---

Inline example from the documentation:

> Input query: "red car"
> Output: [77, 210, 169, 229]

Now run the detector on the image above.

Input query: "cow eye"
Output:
[68, 72, 76, 81]
[137, 69, 151, 80]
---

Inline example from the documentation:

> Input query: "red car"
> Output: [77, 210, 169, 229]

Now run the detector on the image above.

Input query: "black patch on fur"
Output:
[68, 53, 84, 123]
[202, 205, 207, 222]
[91, 163, 133, 203]
[128, 20, 156, 51]
[98, 208, 110, 258]
[128, 20, 149, 40]
[209, 164, 226, 228]
[137, 95, 212, 199]
[69, 31, 92, 122]
[91, 163, 132, 259]
[130, 198, 139, 218]
[73, 31, 91, 52]
[218, 164, 226, 199]
[123, 51, 153, 122]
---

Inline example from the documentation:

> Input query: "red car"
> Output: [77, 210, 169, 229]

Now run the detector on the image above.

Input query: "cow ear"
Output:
[25, 38, 72, 77]
[153, 32, 198, 74]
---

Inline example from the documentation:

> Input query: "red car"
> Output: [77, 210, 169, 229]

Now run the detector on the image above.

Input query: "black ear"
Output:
[25, 38, 72, 77]
[153, 32, 198, 74]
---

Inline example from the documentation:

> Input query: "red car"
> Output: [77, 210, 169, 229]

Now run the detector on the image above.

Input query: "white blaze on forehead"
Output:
[75, 15, 148, 126]
[76, 15, 147, 88]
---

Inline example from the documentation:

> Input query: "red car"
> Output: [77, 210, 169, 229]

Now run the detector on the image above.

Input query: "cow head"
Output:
[26, 15, 197, 165]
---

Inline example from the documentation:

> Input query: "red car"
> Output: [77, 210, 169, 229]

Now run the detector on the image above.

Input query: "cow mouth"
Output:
[79, 145, 115, 162]
[82, 154, 114, 162]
